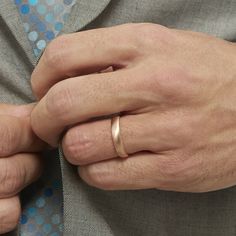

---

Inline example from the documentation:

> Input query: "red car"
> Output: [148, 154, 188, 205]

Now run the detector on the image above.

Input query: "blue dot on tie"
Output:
[33, 48, 40, 57]
[52, 179, 61, 189]
[43, 224, 52, 234]
[45, 31, 55, 40]
[28, 31, 38, 41]
[20, 4, 30, 14]
[36, 197, 46, 207]
[20, 214, 28, 224]
[23, 22, 30, 32]
[37, 40, 46, 50]
[37, 4, 47, 15]
[54, 22, 63, 31]
[44, 188, 53, 197]
[15, 0, 22, 5]
[29, 0, 38, 5]
[45, 13, 54, 23]
[28, 207, 37, 217]
[51, 214, 61, 224]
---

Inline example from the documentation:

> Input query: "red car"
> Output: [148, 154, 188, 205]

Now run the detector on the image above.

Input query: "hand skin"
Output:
[31, 23, 236, 193]
[0, 104, 45, 234]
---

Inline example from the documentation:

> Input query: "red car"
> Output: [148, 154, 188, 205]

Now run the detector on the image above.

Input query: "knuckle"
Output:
[147, 66, 201, 104]
[0, 159, 25, 197]
[45, 83, 73, 121]
[132, 23, 170, 47]
[135, 22, 162, 33]
[147, 68, 191, 104]
[0, 198, 20, 234]
[43, 34, 70, 71]
[159, 159, 183, 180]
[80, 164, 114, 190]
[63, 128, 93, 165]
[163, 114, 193, 147]
[0, 118, 20, 157]
[157, 155, 199, 190]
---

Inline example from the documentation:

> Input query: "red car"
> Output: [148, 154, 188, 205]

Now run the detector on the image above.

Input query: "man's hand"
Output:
[31, 23, 236, 193]
[0, 104, 45, 234]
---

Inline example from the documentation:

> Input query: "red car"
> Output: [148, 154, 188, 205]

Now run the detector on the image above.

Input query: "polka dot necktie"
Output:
[15, 0, 76, 57]
[14, 0, 76, 235]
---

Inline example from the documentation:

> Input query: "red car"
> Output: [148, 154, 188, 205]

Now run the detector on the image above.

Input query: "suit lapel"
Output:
[0, 1, 36, 65]
[62, 0, 111, 33]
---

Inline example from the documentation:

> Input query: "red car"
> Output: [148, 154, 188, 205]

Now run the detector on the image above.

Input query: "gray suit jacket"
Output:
[0, 1, 236, 235]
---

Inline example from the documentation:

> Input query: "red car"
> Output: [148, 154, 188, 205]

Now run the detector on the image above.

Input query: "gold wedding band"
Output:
[111, 116, 128, 158]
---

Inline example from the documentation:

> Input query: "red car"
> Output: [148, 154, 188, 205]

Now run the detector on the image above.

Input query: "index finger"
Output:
[31, 24, 139, 99]
[31, 69, 148, 147]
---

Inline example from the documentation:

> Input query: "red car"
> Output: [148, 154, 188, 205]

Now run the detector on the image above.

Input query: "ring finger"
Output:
[62, 112, 175, 165]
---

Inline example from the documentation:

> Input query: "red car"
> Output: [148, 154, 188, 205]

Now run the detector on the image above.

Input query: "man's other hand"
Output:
[0, 104, 45, 234]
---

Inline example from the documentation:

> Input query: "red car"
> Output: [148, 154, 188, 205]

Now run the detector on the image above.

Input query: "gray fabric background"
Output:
[0, 0, 236, 235]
